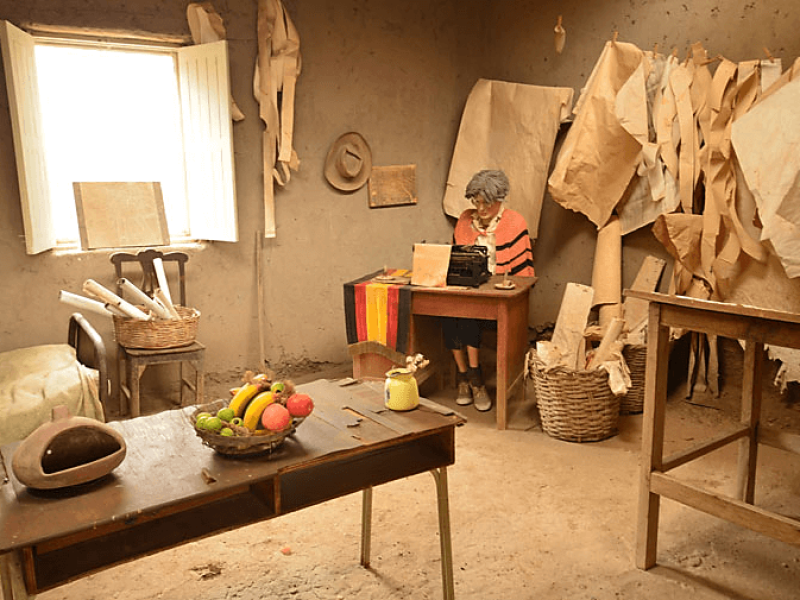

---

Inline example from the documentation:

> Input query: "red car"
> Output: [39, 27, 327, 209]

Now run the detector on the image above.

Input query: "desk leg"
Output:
[360, 486, 373, 568]
[737, 342, 763, 504]
[496, 304, 510, 430]
[0, 552, 32, 600]
[635, 303, 669, 570]
[431, 468, 455, 600]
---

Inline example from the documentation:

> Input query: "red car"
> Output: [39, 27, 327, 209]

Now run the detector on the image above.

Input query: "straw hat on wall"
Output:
[324, 132, 372, 192]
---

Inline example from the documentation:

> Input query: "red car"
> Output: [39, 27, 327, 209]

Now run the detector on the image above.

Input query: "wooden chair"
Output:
[111, 249, 205, 417]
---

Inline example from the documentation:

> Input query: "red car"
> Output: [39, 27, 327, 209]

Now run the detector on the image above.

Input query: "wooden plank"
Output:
[73, 182, 170, 250]
[551, 282, 594, 370]
[650, 472, 800, 546]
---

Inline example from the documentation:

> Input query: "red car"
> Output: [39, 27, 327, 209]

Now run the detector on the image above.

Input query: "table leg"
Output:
[635, 302, 670, 570]
[737, 341, 763, 504]
[496, 305, 510, 430]
[430, 468, 455, 600]
[360, 486, 373, 568]
[0, 552, 32, 600]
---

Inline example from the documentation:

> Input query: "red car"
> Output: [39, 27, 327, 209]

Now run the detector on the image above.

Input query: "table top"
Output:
[624, 290, 800, 324]
[0, 379, 464, 553]
[412, 275, 536, 298]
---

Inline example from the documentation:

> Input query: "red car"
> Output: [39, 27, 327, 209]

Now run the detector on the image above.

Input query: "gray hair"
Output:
[465, 170, 510, 203]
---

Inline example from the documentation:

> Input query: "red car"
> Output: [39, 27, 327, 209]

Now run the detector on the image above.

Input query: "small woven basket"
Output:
[113, 306, 199, 349]
[189, 399, 304, 457]
[528, 350, 621, 443]
[621, 344, 647, 414]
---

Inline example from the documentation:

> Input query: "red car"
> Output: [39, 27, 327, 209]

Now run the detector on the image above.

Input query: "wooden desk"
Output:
[627, 291, 800, 570]
[409, 275, 535, 430]
[0, 379, 464, 600]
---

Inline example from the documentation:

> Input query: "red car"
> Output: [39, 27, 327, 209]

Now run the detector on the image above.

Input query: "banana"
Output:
[242, 391, 275, 430]
[229, 383, 262, 417]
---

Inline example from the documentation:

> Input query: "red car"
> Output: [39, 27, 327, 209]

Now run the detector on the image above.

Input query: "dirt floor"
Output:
[38, 341, 800, 600]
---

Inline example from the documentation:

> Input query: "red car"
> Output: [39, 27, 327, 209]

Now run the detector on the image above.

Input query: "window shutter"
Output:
[0, 21, 56, 254]
[177, 40, 238, 242]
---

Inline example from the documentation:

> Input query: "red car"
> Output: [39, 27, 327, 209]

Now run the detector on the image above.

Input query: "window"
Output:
[0, 21, 238, 254]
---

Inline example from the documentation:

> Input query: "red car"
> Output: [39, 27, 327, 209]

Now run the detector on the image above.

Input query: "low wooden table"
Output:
[0, 379, 465, 600]
[628, 291, 800, 570]
[409, 275, 536, 430]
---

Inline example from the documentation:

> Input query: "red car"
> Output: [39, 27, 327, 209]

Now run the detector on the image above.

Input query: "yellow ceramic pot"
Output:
[384, 367, 419, 411]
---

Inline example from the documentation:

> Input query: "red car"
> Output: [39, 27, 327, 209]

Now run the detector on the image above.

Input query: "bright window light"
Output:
[34, 44, 189, 243]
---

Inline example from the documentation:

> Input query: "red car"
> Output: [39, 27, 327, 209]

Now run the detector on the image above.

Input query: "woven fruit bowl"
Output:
[189, 399, 305, 457]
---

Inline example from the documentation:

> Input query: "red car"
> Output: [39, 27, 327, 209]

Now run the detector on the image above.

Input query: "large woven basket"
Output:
[528, 351, 621, 442]
[113, 305, 200, 349]
[621, 344, 647, 414]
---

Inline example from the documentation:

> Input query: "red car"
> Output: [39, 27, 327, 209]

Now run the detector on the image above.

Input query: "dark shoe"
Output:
[471, 384, 492, 412]
[456, 380, 473, 405]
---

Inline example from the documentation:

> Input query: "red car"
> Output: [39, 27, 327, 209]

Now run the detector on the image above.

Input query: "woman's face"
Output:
[471, 193, 501, 222]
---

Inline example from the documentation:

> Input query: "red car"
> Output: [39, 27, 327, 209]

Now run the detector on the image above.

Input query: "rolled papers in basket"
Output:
[83, 279, 150, 321]
[118, 278, 173, 320]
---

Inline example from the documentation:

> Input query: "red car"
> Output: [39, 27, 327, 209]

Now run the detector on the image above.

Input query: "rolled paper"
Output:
[58, 291, 114, 318]
[82, 279, 150, 321]
[154, 288, 181, 319]
[152, 258, 173, 305]
[117, 278, 172, 319]
[104, 303, 129, 318]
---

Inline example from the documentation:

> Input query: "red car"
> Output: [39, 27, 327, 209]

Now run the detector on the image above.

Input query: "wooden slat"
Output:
[650, 472, 800, 545]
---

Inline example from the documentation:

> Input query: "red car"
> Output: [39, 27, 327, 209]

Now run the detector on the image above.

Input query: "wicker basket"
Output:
[621, 344, 647, 414]
[113, 306, 200, 349]
[189, 399, 304, 457]
[528, 351, 621, 442]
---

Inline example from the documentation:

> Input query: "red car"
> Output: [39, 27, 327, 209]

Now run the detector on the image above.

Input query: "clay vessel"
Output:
[384, 367, 419, 411]
[11, 405, 126, 490]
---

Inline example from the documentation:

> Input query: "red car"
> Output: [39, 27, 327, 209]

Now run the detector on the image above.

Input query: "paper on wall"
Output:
[443, 79, 573, 240]
[255, 0, 302, 238]
[731, 72, 800, 278]
[652, 213, 706, 295]
[548, 40, 644, 229]
[614, 52, 681, 235]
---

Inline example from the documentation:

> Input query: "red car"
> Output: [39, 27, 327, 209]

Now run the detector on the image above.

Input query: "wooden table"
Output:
[0, 379, 465, 600]
[408, 275, 535, 430]
[628, 291, 800, 570]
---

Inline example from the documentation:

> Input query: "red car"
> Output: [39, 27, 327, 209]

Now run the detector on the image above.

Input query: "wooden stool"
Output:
[118, 342, 205, 417]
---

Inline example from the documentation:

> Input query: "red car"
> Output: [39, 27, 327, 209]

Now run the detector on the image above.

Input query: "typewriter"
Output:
[446, 245, 491, 287]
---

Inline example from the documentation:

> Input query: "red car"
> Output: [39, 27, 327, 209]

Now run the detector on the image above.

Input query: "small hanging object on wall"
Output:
[324, 132, 373, 192]
[554, 15, 566, 54]
[368, 164, 417, 208]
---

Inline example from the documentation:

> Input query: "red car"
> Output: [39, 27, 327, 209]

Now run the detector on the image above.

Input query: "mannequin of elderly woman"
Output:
[445, 169, 535, 412]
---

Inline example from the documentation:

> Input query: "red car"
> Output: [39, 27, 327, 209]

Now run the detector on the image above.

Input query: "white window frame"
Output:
[0, 20, 238, 254]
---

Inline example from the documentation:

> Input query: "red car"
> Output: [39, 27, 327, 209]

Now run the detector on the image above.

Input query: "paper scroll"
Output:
[59, 291, 114, 318]
[118, 278, 173, 320]
[591, 216, 622, 329]
[82, 279, 150, 321]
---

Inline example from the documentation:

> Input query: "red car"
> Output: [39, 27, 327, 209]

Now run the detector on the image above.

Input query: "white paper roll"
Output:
[152, 258, 173, 305]
[118, 278, 172, 319]
[155, 288, 181, 319]
[83, 279, 150, 321]
[58, 291, 113, 318]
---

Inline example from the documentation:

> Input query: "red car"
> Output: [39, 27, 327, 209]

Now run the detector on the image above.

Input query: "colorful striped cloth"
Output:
[344, 269, 412, 353]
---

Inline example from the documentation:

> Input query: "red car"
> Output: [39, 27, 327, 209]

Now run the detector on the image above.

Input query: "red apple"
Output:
[261, 403, 291, 431]
[286, 393, 314, 418]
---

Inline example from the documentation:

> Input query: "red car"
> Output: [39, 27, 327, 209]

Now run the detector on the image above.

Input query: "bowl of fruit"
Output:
[191, 373, 315, 456]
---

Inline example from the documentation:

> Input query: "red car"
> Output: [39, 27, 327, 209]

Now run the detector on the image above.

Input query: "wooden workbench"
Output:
[627, 291, 800, 570]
